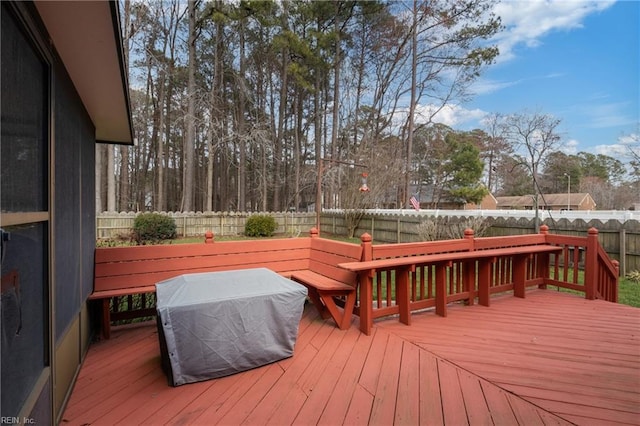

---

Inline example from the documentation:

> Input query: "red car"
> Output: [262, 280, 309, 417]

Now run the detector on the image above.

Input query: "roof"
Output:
[496, 193, 595, 208]
[35, 1, 133, 144]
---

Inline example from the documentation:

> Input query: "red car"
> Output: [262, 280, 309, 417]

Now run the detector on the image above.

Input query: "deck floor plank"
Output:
[438, 359, 469, 425]
[316, 331, 377, 426]
[61, 290, 640, 426]
[368, 332, 403, 425]
[294, 325, 362, 424]
[394, 341, 420, 425]
[457, 369, 493, 425]
[418, 350, 445, 425]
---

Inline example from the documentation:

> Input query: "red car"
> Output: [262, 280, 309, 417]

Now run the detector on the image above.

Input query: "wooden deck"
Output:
[61, 290, 639, 425]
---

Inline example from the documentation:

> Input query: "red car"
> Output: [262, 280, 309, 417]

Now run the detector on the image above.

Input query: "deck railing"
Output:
[98, 226, 619, 330]
[352, 225, 619, 323]
[545, 228, 619, 302]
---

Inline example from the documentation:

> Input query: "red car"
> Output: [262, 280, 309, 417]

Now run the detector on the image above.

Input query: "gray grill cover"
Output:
[156, 268, 308, 386]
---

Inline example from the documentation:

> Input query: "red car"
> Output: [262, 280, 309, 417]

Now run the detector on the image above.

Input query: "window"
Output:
[1, 3, 50, 417]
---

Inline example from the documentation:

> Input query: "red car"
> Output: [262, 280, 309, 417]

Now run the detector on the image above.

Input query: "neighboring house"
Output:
[409, 184, 497, 210]
[1, 2, 133, 423]
[495, 193, 596, 211]
[465, 192, 498, 210]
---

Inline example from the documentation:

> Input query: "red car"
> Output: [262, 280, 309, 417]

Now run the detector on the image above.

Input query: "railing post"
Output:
[464, 228, 475, 249]
[612, 260, 620, 303]
[359, 233, 373, 335]
[463, 229, 476, 305]
[539, 224, 549, 236]
[310, 227, 319, 238]
[204, 230, 214, 244]
[360, 233, 372, 262]
[538, 224, 550, 288]
[584, 227, 599, 300]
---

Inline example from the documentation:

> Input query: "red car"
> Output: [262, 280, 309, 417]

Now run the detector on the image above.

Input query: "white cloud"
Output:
[617, 132, 639, 145]
[594, 143, 628, 156]
[491, 0, 615, 62]
[390, 103, 488, 131]
[560, 138, 579, 155]
[414, 104, 487, 128]
[470, 78, 521, 95]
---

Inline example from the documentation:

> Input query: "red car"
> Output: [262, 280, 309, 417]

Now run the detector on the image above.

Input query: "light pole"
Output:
[563, 173, 571, 211]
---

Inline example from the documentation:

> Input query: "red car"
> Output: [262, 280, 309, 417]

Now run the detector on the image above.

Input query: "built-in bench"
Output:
[342, 226, 568, 334]
[288, 236, 362, 330]
[91, 229, 361, 338]
[91, 225, 619, 338]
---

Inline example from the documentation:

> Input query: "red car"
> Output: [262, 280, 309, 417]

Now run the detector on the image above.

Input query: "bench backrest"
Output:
[95, 238, 312, 292]
[371, 238, 473, 260]
[473, 233, 548, 250]
[308, 238, 363, 285]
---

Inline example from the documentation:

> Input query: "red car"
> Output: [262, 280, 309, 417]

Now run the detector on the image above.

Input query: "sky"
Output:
[429, 0, 639, 159]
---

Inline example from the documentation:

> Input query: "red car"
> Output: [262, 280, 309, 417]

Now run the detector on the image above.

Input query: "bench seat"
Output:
[290, 270, 356, 330]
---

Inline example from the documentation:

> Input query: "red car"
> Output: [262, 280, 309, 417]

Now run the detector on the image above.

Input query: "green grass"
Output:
[548, 271, 639, 308]
[618, 277, 640, 308]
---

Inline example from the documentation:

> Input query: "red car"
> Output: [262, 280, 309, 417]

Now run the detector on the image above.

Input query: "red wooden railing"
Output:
[545, 227, 619, 302]
[97, 226, 619, 330]
[352, 225, 619, 323]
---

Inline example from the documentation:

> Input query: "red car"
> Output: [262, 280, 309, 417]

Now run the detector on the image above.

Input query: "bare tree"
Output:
[502, 110, 562, 230]
[481, 113, 511, 193]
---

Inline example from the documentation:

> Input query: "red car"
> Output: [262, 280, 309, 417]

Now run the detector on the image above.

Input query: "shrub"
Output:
[133, 213, 177, 244]
[244, 214, 277, 237]
[417, 216, 490, 241]
[626, 270, 640, 284]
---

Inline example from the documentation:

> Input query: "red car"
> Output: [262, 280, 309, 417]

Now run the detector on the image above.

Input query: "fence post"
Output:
[619, 228, 626, 277]
[584, 227, 599, 300]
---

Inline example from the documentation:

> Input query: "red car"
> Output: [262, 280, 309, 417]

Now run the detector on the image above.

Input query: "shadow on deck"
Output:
[62, 290, 639, 425]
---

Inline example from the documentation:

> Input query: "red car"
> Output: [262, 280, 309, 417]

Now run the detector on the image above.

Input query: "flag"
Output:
[410, 196, 420, 211]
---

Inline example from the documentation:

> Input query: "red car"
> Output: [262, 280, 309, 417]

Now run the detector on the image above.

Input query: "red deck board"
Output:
[239, 342, 319, 425]
[438, 360, 468, 425]
[214, 364, 285, 425]
[62, 290, 639, 426]
[342, 385, 373, 425]
[482, 379, 520, 424]
[394, 341, 420, 425]
[368, 332, 403, 425]
[458, 369, 493, 424]
[294, 326, 362, 424]
[419, 350, 445, 425]
[357, 330, 389, 395]
[316, 331, 376, 425]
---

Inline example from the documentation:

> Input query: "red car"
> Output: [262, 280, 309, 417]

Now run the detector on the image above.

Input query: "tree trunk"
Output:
[404, 0, 418, 209]
[107, 145, 116, 211]
[181, 0, 197, 211]
[95, 145, 104, 213]
[238, 20, 247, 211]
